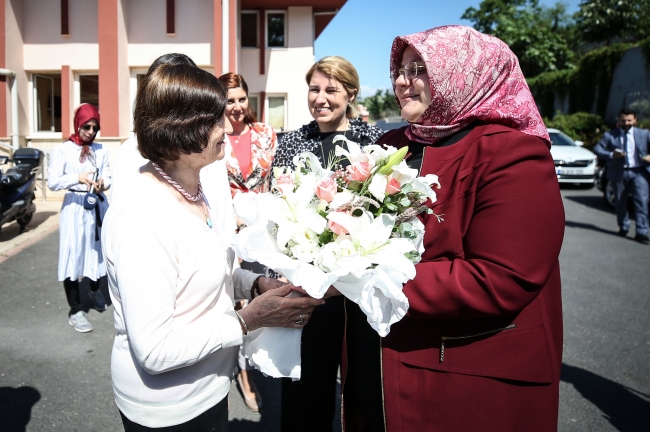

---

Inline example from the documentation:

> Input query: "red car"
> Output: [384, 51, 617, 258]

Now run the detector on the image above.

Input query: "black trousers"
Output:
[63, 276, 103, 316]
[281, 296, 345, 432]
[342, 300, 384, 432]
[119, 396, 228, 431]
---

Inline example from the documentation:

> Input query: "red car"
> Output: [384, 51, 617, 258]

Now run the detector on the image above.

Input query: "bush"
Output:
[544, 111, 609, 150]
[638, 117, 650, 129]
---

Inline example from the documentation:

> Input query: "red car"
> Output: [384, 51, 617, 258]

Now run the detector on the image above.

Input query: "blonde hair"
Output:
[306, 56, 360, 118]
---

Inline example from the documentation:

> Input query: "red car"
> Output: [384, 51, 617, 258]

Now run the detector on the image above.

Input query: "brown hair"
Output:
[218, 72, 257, 124]
[134, 64, 227, 164]
[305, 56, 360, 118]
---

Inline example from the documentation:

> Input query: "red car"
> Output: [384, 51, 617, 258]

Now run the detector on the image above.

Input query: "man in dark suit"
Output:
[594, 108, 650, 245]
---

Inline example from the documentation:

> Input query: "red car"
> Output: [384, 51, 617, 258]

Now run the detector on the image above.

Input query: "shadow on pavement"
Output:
[563, 195, 615, 215]
[0, 211, 57, 242]
[561, 363, 650, 432]
[0, 386, 41, 432]
[564, 220, 619, 237]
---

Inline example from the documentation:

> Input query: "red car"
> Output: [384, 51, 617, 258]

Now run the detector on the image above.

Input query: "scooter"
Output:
[0, 147, 44, 234]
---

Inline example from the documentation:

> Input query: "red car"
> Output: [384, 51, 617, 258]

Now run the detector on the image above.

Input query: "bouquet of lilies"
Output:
[232, 136, 441, 378]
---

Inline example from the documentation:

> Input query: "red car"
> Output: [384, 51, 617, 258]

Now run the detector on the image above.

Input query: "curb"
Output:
[0, 212, 60, 264]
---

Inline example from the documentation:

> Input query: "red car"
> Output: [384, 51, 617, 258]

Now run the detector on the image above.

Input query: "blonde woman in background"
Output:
[271, 56, 384, 432]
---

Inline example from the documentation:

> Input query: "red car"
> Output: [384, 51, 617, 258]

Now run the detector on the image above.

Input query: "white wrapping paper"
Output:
[231, 192, 411, 379]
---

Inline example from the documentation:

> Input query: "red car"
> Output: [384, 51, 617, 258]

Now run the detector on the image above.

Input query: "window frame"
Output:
[29, 72, 63, 138]
[265, 93, 287, 131]
[247, 93, 261, 122]
[265, 10, 287, 49]
[73, 72, 101, 137]
[240, 10, 259, 49]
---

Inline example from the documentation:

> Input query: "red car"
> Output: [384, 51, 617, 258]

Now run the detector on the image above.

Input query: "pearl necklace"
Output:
[151, 162, 213, 228]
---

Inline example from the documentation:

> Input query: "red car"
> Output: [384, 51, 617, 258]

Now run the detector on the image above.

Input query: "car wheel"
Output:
[604, 179, 616, 208]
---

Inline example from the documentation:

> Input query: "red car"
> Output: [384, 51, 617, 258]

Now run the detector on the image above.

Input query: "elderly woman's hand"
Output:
[239, 284, 324, 332]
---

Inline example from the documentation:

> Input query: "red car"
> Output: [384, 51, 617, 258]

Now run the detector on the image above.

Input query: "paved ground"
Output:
[0, 186, 648, 431]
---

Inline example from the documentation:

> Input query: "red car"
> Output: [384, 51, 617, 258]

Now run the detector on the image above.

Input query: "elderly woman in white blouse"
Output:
[102, 64, 323, 431]
[48, 103, 110, 333]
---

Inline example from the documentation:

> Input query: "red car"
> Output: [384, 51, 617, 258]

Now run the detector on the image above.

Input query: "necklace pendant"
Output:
[206, 217, 213, 228]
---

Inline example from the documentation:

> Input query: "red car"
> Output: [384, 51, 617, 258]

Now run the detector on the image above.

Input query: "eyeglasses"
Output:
[391, 62, 427, 85]
[81, 124, 99, 132]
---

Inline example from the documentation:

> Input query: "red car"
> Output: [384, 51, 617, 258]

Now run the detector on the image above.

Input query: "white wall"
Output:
[239, 6, 315, 131]
[126, 0, 214, 67]
[23, 0, 99, 71]
[6, 0, 29, 138]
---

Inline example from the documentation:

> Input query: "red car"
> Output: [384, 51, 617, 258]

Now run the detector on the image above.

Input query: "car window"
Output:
[549, 132, 575, 146]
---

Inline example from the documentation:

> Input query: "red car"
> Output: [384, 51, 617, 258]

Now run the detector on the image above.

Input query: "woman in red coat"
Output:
[342, 25, 564, 432]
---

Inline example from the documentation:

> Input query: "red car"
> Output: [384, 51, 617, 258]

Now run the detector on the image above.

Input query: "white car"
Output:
[548, 128, 597, 187]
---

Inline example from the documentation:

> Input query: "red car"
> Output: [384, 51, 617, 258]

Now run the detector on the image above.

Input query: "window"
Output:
[32, 74, 62, 133]
[266, 11, 286, 48]
[79, 75, 99, 108]
[248, 94, 260, 121]
[267, 95, 286, 131]
[241, 11, 258, 48]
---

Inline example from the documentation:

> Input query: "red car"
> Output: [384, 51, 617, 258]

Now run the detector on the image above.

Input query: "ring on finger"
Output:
[295, 313, 305, 326]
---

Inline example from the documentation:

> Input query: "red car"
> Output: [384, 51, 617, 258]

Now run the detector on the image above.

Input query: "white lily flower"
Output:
[326, 212, 416, 278]
[290, 241, 321, 263]
[269, 175, 327, 249]
[333, 135, 376, 167]
[368, 174, 388, 202]
[317, 236, 371, 274]
[411, 174, 440, 203]
[328, 190, 355, 211]
[391, 161, 419, 184]
[293, 151, 329, 177]
[363, 144, 398, 165]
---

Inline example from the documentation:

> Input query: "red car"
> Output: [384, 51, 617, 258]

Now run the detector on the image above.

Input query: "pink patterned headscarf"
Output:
[390, 25, 549, 144]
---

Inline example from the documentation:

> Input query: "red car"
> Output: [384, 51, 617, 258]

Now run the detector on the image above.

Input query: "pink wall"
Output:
[0, 0, 6, 137]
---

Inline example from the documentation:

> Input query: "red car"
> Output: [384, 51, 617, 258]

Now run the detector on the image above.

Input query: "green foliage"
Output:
[528, 41, 635, 117]
[638, 117, 650, 129]
[359, 89, 400, 121]
[318, 229, 334, 246]
[462, 0, 575, 77]
[575, 0, 650, 44]
[544, 111, 609, 149]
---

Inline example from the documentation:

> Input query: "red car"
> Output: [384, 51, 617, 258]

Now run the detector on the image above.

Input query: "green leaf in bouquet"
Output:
[347, 181, 363, 192]
[404, 250, 422, 264]
[401, 183, 413, 193]
[319, 229, 334, 245]
[377, 147, 408, 175]
[400, 197, 411, 207]
[385, 203, 398, 211]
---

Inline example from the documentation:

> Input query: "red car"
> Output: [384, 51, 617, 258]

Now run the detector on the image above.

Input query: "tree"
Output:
[462, 0, 576, 77]
[574, 0, 650, 44]
[359, 89, 400, 121]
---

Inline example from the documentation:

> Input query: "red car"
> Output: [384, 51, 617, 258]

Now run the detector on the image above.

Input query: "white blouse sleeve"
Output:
[111, 213, 244, 375]
[98, 146, 112, 190]
[47, 144, 80, 191]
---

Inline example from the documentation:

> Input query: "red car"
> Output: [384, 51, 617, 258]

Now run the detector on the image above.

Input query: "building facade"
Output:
[0, 0, 345, 157]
